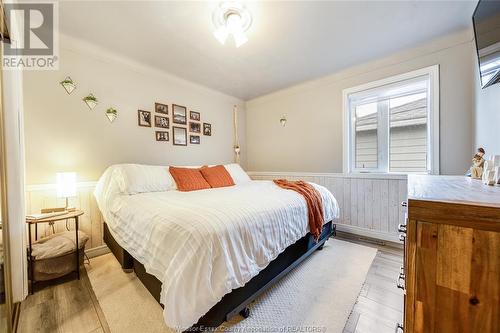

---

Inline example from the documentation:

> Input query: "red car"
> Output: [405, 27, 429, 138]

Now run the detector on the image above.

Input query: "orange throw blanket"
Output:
[273, 179, 324, 240]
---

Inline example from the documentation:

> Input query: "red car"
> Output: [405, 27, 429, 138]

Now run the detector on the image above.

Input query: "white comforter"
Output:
[95, 169, 339, 330]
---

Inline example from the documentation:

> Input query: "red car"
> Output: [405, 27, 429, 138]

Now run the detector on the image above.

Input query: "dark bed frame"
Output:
[103, 221, 336, 330]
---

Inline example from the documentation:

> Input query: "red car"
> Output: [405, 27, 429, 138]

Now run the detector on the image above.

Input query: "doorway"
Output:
[0, 0, 14, 331]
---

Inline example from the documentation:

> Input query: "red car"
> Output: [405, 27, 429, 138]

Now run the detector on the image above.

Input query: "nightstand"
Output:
[26, 210, 85, 294]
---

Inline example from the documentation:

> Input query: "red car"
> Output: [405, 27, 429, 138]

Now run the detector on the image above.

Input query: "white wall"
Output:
[23, 35, 246, 185]
[246, 30, 475, 175]
[474, 60, 500, 155]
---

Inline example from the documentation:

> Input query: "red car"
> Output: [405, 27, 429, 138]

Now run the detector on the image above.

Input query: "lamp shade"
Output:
[56, 172, 77, 198]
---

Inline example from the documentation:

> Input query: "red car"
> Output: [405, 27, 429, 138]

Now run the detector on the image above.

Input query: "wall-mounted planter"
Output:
[60, 76, 76, 95]
[83, 93, 98, 110]
[105, 107, 117, 123]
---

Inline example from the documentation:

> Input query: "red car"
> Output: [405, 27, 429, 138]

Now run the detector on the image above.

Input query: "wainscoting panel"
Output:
[248, 172, 408, 242]
[26, 182, 104, 252]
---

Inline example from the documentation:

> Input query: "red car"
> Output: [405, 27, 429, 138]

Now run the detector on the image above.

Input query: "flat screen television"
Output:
[473, 0, 500, 88]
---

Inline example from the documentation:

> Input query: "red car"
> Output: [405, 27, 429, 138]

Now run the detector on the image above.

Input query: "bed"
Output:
[94, 164, 340, 331]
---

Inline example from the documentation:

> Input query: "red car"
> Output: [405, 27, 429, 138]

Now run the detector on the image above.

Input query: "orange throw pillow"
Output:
[200, 165, 235, 188]
[169, 166, 211, 192]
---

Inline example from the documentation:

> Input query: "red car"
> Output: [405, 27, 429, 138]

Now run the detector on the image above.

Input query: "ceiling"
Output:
[59, 1, 477, 100]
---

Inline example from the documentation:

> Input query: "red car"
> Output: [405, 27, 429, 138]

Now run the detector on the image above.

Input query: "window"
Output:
[343, 65, 439, 174]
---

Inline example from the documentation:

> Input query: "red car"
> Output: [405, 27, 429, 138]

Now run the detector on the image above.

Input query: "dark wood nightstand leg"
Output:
[75, 217, 80, 279]
[28, 224, 34, 294]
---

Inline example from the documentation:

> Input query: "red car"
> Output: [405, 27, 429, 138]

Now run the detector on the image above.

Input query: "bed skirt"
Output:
[103, 221, 336, 330]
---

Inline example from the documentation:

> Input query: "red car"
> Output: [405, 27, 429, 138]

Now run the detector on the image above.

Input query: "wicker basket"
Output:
[29, 231, 88, 281]
[30, 250, 86, 281]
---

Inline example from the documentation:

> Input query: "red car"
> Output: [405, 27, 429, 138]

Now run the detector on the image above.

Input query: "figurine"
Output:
[483, 154, 500, 185]
[470, 147, 485, 179]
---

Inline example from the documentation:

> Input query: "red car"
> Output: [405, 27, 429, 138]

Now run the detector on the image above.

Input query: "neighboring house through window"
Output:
[343, 65, 439, 174]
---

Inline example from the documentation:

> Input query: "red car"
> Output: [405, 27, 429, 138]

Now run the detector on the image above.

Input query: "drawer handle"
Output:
[399, 234, 406, 242]
[398, 224, 407, 233]
[395, 323, 404, 332]
[397, 272, 405, 291]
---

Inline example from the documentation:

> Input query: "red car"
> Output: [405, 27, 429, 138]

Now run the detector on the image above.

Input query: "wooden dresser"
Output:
[399, 175, 500, 333]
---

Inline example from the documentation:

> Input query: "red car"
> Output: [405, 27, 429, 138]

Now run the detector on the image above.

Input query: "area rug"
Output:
[86, 239, 376, 333]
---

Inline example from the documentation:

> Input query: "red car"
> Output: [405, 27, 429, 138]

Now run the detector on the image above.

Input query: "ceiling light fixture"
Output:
[213, 2, 252, 48]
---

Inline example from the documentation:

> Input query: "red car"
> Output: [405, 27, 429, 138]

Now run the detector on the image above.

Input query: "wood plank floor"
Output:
[340, 237, 404, 333]
[17, 269, 110, 333]
[17, 238, 403, 333]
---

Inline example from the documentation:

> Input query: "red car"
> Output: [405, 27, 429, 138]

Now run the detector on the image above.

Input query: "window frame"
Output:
[342, 65, 440, 175]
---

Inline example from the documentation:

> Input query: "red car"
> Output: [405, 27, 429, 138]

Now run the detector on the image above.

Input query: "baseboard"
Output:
[85, 245, 110, 258]
[336, 230, 402, 248]
[336, 224, 400, 244]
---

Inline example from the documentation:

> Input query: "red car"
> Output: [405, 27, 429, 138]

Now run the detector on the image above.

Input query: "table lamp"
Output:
[56, 172, 77, 211]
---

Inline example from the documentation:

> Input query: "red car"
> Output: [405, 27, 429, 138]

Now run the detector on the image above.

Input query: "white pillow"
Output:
[224, 163, 251, 184]
[116, 164, 175, 194]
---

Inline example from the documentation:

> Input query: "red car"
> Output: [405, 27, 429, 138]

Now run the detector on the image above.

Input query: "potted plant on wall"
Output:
[105, 107, 117, 123]
[82, 93, 98, 110]
[60, 76, 76, 94]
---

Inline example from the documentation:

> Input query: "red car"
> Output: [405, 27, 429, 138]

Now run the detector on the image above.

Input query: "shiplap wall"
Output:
[248, 172, 408, 242]
[26, 183, 105, 254]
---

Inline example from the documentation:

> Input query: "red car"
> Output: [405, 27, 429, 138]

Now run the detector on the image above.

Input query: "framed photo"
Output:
[155, 103, 168, 114]
[190, 111, 200, 121]
[189, 121, 201, 133]
[172, 104, 187, 124]
[155, 115, 169, 129]
[156, 131, 169, 142]
[138, 110, 151, 127]
[203, 123, 212, 136]
[190, 135, 200, 144]
[173, 126, 187, 146]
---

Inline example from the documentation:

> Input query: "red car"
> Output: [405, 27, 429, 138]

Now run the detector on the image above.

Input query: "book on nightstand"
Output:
[26, 211, 67, 221]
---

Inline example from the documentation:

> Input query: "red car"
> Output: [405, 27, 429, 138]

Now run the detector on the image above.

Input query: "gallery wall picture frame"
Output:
[190, 135, 200, 144]
[155, 103, 168, 114]
[138, 110, 152, 127]
[173, 126, 187, 146]
[203, 123, 212, 136]
[172, 104, 187, 124]
[190, 111, 200, 121]
[155, 115, 169, 129]
[156, 131, 169, 142]
[189, 121, 201, 133]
